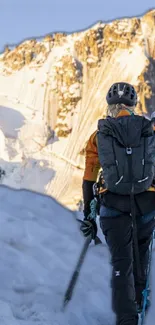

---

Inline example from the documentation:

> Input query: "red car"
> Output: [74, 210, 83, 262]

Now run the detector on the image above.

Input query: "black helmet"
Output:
[106, 82, 137, 107]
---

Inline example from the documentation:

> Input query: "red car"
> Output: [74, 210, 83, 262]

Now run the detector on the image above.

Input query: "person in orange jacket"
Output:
[80, 82, 155, 325]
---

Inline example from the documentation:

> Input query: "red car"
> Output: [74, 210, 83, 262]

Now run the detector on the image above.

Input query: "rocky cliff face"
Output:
[0, 9, 154, 209]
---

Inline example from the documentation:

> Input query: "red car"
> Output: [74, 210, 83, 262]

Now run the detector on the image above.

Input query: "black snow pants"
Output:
[100, 213, 155, 322]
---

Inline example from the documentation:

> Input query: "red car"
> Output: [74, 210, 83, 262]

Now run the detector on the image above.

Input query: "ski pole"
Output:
[62, 234, 92, 310]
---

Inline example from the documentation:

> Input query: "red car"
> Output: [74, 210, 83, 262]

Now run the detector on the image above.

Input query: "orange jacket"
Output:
[83, 130, 100, 182]
[83, 111, 155, 192]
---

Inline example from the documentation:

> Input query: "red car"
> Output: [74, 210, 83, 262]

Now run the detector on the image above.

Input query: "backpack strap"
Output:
[126, 146, 142, 280]
[112, 137, 119, 180]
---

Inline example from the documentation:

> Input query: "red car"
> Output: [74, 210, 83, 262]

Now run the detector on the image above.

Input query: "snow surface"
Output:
[0, 98, 84, 210]
[0, 185, 154, 325]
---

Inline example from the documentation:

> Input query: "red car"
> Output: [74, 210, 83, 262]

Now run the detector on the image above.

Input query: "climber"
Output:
[80, 82, 155, 325]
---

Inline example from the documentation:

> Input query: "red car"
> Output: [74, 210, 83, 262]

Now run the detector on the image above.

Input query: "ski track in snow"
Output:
[0, 185, 153, 324]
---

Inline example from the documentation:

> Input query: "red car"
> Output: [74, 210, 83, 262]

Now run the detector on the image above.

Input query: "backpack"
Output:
[97, 115, 155, 195]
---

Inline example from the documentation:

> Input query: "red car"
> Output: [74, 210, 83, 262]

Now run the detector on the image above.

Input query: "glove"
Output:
[80, 219, 97, 240]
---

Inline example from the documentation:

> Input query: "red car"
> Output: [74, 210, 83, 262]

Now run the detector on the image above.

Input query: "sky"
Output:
[0, 0, 154, 52]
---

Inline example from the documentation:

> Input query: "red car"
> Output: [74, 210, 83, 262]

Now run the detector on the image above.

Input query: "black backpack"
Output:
[97, 115, 155, 195]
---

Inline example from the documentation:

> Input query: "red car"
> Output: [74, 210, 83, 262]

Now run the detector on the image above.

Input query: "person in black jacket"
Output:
[81, 82, 155, 325]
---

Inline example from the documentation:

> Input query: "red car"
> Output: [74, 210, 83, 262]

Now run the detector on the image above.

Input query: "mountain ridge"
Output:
[0, 9, 154, 208]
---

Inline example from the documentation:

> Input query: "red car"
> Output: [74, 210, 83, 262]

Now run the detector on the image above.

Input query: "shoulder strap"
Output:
[126, 146, 142, 281]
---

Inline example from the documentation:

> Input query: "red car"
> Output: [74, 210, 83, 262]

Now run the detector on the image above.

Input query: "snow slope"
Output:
[0, 99, 83, 210]
[0, 185, 154, 325]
